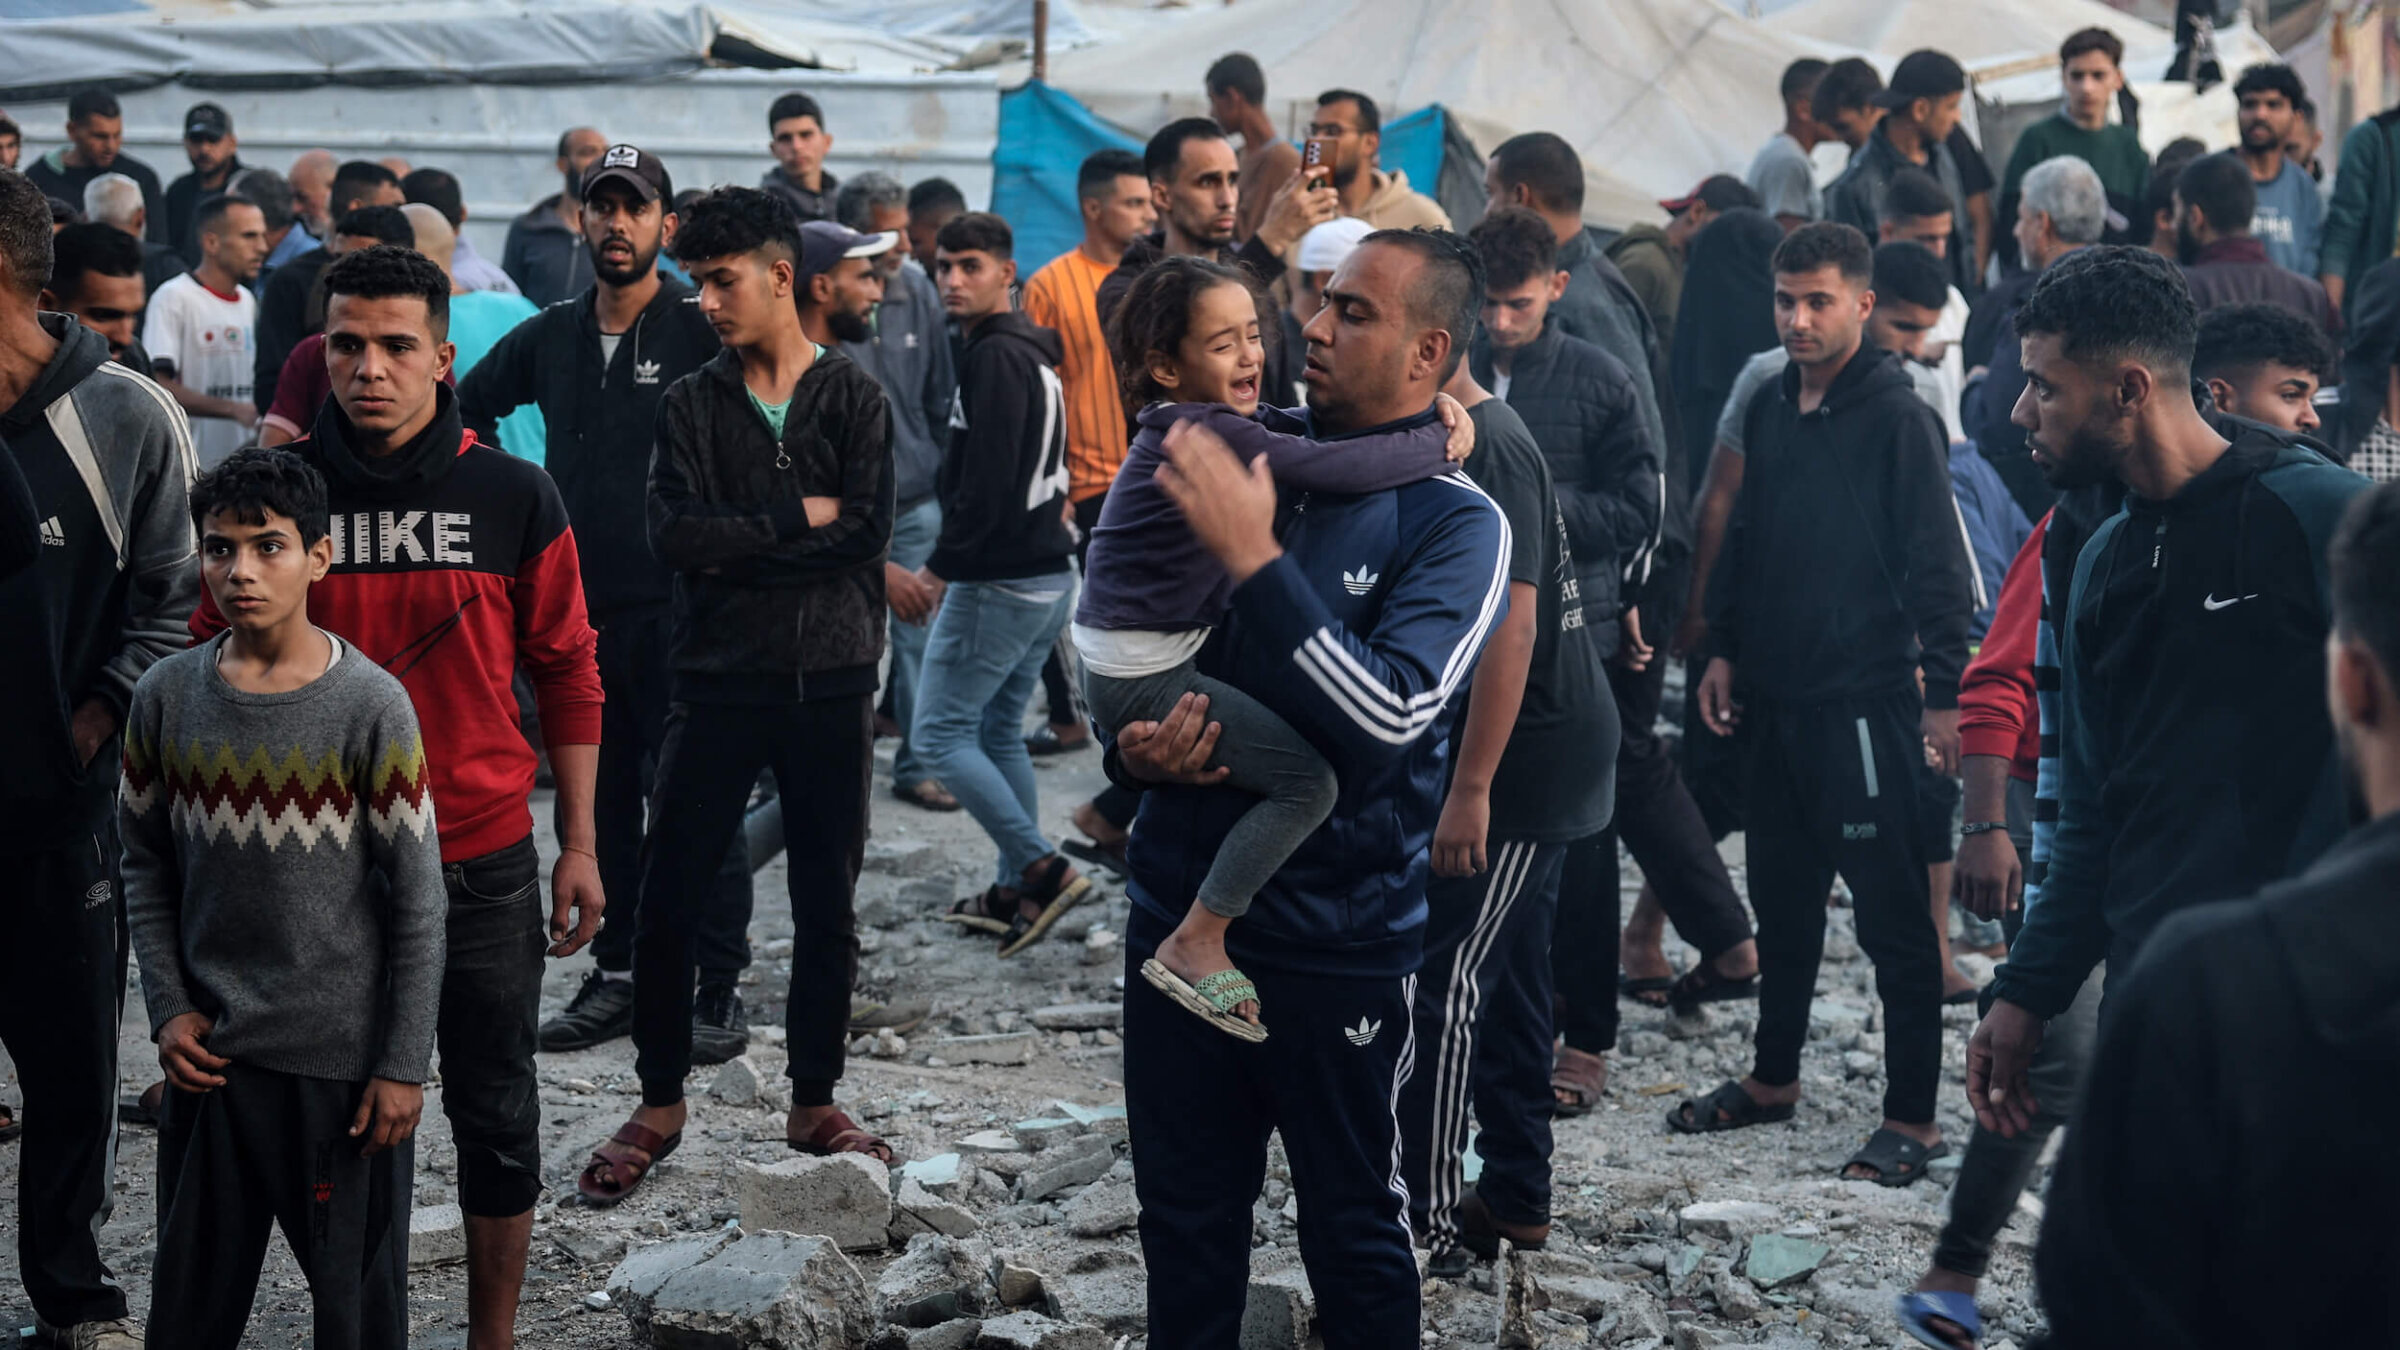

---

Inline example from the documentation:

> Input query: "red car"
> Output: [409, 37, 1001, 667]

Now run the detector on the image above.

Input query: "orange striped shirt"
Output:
[1022, 247, 1129, 502]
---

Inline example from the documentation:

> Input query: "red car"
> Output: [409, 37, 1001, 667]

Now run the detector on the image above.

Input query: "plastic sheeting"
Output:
[990, 81, 1140, 272]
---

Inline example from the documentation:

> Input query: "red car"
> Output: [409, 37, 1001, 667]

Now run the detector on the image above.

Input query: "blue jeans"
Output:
[911, 575, 1075, 883]
[887, 496, 942, 786]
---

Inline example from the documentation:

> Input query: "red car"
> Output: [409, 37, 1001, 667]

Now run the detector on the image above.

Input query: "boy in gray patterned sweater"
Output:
[120, 447, 445, 1350]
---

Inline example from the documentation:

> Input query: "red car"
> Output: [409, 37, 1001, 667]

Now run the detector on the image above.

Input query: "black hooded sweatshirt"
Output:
[928, 311, 1075, 583]
[1706, 342, 1977, 709]
[1668, 207, 1782, 492]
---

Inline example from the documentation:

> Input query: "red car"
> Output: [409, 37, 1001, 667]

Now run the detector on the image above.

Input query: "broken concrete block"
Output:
[1710, 1268, 1762, 1321]
[996, 1262, 1044, 1306]
[1081, 928, 1118, 966]
[552, 1223, 631, 1267]
[1009, 1117, 1084, 1151]
[958, 1129, 1024, 1154]
[645, 1231, 870, 1349]
[1061, 1179, 1140, 1237]
[1015, 1135, 1115, 1202]
[1052, 1102, 1130, 1140]
[876, 1232, 1000, 1328]
[604, 1229, 739, 1338]
[1676, 1200, 1780, 1240]
[895, 1179, 979, 1238]
[1742, 1233, 1830, 1289]
[899, 1152, 966, 1194]
[738, 1153, 892, 1252]
[711, 1054, 765, 1106]
[864, 837, 944, 878]
[1239, 1266, 1314, 1350]
[907, 1322, 983, 1350]
[1029, 1003, 1122, 1031]
[1528, 1271, 1634, 1320]
[933, 1032, 1038, 1065]
[408, 1203, 466, 1269]
[1042, 1268, 1146, 1334]
[975, 1310, 1111, 1350]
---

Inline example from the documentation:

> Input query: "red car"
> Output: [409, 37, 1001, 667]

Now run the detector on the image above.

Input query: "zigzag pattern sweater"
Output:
[121, 634, 447, 1084]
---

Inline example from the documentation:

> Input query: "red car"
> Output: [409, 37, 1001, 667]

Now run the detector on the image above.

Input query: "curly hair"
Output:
[2013, 244, 2197, 375]
[191, 447, 331, 547]
[670, 185, 801, 267]
[2193, 302, 2335, 382]
[1106, 255, 1271, 410]
[1469, 207, 1557, 294]
[322, 243, 450, 337]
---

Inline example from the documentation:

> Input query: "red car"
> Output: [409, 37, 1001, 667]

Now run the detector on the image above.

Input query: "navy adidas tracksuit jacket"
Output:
[1106, 404, 1512, 1350]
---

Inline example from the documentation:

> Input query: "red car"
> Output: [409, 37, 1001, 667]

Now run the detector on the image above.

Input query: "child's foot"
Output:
[1155, 922, 1258, 1027]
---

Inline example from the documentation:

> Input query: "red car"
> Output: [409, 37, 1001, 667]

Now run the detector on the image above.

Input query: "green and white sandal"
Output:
[1140, 959, 1269, 1043]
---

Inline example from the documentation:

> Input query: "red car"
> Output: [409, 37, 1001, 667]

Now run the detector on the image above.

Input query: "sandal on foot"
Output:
[1841, 1127, 1948, 1186]
[940, 888, 1012, 936]
[1140, 959, 1268, 1043]
[891, 780, 961, 812]
[578, 1122, 680, 1205]
[791, 1110, 894, 1162]
[849, 996, 931, 1036]
[1453, 1190, 1549, 1258]
[1024, 724, 1089, 756]
[1896, 1290, 1983, 1349]
[118, 1081, 167, 1129]
[1618, 973, 1673, 1008]
[1666, 1079, 1796, 1134]
[1665, 962, 1759, 1014]
[1550, 1045, 1608, 1117]
[1059, 835, 1127, 879]
[0, 1103, 16, 1144]
[997, 859, 1092, 958]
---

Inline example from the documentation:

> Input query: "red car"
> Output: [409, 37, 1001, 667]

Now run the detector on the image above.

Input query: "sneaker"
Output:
[36, 1315, 144, 1349]
[691, 981, 750, 1066]
[538, 971, 636, 1052]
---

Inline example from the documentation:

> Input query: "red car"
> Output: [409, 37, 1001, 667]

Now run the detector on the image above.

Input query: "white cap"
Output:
[1296, 217, 1375, 273]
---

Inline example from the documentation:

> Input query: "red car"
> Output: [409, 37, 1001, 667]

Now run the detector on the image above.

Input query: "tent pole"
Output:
[1034, 0, 1050, 82]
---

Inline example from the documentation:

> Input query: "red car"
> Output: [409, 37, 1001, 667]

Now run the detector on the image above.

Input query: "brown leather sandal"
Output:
[790, 1109, 893, 1163]
[578, 1121, 681, 1205]
[1551, 1045, 1609, 1117]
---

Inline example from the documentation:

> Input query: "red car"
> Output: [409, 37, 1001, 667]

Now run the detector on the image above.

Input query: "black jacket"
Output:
[1707, 344, 1977, 709]
[1469, 320, 1661, 653]
[502, 196, 594, 308]
[458, 276, 719, 622]
[2033, 809, 2400, 1350]
[252, 244, 329, 414]
[164, 158, 242, 263]
[647, 348, 894, 703]
[928, 312, 1075, 582]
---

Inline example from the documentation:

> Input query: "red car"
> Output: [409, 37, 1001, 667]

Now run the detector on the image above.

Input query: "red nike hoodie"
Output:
[194, 385, 601, 862]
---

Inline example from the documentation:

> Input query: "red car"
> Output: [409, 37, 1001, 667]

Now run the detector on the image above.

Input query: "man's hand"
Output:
[158, 1011, 229, 1093]
[1614, 606, 1654, 672]
[803, 496, 841, 529]
[1156, 419, 1283, 584]
[1965, 999, 2045, 1137]
[1432, 392, 1476, 462]
[70, 698, 116, 768]
[1953, 828, 2023, 920]
[1669, 611, 1707, 660]
[547, 849, 604, 958]
[914, 568, 948, 621]
[349, 1078, 424, 1157]
[1432, 785, 1491, 877]
[1922, 706, 1962, 776]
[1254, 173, 1339, 254]
[887, 562, 935, 624]
[1696, 657, 1740, 736]
[1116, 691, 1232, 787]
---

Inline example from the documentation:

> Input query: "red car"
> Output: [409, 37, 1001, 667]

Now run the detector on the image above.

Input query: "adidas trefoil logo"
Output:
[633, 359, 662, 385]
[39, 516, 64, 547]
[1342, 566, 1379, 596]
[1343, 1017, 1382, 1047]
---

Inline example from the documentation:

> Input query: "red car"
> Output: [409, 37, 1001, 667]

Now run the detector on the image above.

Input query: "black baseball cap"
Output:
[183, 103, 231, 140]
[799, 220, 898, 280]
[581, 144, 672, 203]
[1873, 50, 1967, 109]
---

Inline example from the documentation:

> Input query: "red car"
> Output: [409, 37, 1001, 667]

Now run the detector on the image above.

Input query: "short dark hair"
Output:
[1811, 57, 1883, 123]
[1488, 132, 1584, 214]
[49, 222, 143, 296]
[1205, 53, 1266, 107]
[1880, 167, 1955, 224]
[1469, 206, 1558, 293]
[1872, 241, 1950, 311]
[1316, 89, 1381, 135]
[1144, 117, 1229, 184]
[229, 168, 293, 232]
[1781, 58, 1830, 107]
[2192, 302, 2335, 382]
[2232, 62, 2307, 107]
[335, 205, 415, 249]
[331, 160, 400, 213]
[2330, 479, 2400, 695]
[2060, 26, 2124, 67]
[191, 447, 331, 548]
[2146, 137, 2211, 233]
[1077, 149, 1146, 202]
[0, 172, 55, 297]
[2177, 151, 2257, 237]
[193, 193, 258, 239]
[907, 177, 967, 220]
[0, 116, 19, 142]
[1359, 227, 1484, 381]
[1772, 221, 1873, 285]
[46, 197, 82, 228]
[401, 168, 466, 228]
[1107, 254, 1269, 408]
[935, 211, 1013, 261]
[2013, 244, 2197, 377]
[553, 127, 596, 159]
[768, 92, 825, 131]
[67, 89, 120, 124]
[322, 243, 451, 337]
[671, 185, 802, 266]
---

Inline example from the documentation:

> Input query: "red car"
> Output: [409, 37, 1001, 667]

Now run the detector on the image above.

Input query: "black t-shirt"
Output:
[1462, 400, 1619, 843]
[1947, 126, 1996, 197]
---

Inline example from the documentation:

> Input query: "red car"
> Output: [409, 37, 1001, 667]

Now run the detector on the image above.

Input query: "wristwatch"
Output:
[1959, 821, 2009, 836]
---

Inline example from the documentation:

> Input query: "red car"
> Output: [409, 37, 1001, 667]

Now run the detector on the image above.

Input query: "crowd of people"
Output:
[1, 27, 2398, 1350]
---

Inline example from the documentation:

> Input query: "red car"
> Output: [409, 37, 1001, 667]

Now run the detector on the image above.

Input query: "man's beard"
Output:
[2175, 215, 2204, 265]
[2033, 423, 2120, 490]
[593, 240, 660, 287]
[827, 307, 873, 344]
[2241, 120, 2279, 151]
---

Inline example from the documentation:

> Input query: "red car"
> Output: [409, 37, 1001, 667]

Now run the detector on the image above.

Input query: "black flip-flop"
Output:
[118, 1082, 167, 1129]
[0, 1103, 17, 1144]
[1666, 963, 1760, 1014]
[1024, 725, 1090, 757]
[1618, 973, 1674, 1007]
[1841, 1127, 1948, 1186]
[1059, 836, 1127, 879]
[1666, 1079, 1797, 1134]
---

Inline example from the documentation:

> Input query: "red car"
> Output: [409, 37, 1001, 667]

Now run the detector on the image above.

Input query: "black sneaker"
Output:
[539, 970, 635, 1052]
[691, 981, 750, 1066]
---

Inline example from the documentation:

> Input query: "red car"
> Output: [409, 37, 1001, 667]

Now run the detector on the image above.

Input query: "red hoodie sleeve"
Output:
[512, 473, 603, 748]
[1958, 510, 2046, 775]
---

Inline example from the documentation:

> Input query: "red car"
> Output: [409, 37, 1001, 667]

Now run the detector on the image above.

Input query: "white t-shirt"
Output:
[1926, 286, 1970, 444]
[143, 272, 259, 468]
